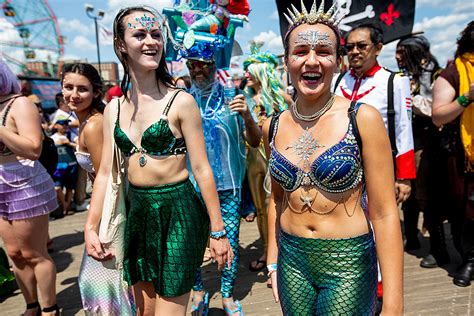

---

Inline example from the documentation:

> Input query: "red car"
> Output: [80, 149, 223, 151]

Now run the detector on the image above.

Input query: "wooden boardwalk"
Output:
[1, 210, 473, 315]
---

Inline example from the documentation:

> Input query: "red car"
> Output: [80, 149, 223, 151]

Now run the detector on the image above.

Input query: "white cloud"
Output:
[58, 18, 93, 36]
[417, 0, 470, 8]
[413, 14, 471, 32]
[378, 42, 398, 71]
[252, 30, 283, 54]
[270, 10, 279, 20]
[72, 35, 96, 51]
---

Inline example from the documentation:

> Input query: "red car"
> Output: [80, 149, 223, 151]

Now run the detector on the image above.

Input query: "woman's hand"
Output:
[209, 237, 234, 271]
[270, 271, 279, 303]
[84, 227, 113, 262]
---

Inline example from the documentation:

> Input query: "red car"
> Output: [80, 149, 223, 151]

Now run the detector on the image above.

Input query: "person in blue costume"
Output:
[186, 55, 261, 315]
[263, 1, 404, 315]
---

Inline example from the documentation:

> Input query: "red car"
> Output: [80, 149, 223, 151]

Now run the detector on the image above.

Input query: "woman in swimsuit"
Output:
[263, 1, 403, 314]
[61, 62, 135, 315]
[85, 6, 232, 315]
[0, 60, 59, 315]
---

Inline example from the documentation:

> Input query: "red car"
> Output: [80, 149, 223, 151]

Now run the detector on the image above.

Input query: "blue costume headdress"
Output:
[162, 0, 249, 69]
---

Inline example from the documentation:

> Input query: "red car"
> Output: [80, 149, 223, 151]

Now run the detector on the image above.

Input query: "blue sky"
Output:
[1, 0, 473, 75]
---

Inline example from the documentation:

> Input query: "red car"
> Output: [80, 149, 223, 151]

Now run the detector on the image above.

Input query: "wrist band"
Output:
[210, 229, 227, 240]
[267, 263, 277, 277]
[457, 95, 472, 108]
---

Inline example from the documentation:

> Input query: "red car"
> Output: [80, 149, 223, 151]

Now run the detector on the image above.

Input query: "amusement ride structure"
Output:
[1, 0, 64, 77]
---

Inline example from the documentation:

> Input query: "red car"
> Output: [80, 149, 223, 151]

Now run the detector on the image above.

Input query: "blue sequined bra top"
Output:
[114, 90, 187, 157]
[268, 102, 364, 194]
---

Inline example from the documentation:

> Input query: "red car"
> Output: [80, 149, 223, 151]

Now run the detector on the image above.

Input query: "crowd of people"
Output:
[0, 1, 472, 315]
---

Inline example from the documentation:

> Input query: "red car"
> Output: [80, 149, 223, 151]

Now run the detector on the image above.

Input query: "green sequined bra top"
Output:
[114, 90, 187, 163]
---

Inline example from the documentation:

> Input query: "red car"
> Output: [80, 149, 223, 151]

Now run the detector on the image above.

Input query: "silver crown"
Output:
[284, 0, 344, 30]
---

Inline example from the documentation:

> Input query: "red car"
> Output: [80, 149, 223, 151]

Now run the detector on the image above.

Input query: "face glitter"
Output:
[295, 30, 333, 50]
[128, 13, 158, 31]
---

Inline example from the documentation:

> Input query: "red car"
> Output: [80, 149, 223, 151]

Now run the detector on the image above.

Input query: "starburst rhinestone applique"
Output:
[286, 127, 324, 170]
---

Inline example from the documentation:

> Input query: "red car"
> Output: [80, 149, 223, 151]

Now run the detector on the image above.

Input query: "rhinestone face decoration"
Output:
[128, 13, 157, 31]
[295, 30, 334, 50]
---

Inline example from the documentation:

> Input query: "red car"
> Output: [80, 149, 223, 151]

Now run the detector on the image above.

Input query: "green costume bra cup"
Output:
[114, 90, 187, 167]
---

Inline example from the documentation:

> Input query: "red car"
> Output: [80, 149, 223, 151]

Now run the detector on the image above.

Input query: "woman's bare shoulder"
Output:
[356, 103, 384, 124]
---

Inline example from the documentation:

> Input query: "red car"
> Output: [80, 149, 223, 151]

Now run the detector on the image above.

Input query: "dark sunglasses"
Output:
[345, 43, 372, 52]
[186, 60, 210, 70]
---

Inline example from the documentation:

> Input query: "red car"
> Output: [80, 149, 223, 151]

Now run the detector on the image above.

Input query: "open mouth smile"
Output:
[301, 71, 322, 84]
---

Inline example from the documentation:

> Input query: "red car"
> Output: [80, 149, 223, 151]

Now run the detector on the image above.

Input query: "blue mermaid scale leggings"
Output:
[278, 230, 378, 315]
[194, 189, 241, 298]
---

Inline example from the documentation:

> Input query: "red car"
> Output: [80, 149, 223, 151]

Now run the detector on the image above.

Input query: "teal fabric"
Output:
[278, 230, 377, 315]
[124, 179, 209, 297]
[194, 189, 241, 298]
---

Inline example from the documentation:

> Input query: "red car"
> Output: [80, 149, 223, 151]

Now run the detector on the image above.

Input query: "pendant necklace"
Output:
[286, 127, 324, 205]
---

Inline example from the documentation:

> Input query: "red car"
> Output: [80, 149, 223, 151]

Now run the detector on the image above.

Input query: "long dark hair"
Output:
[61, 63, 105, 113]
[455, 20, 474, 58]
[113, 6, 175, 98]
[397, 36, 440, 84]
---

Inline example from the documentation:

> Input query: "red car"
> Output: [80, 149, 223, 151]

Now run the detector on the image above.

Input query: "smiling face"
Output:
[286, 23, 339, 98]
[120, 11, 163, 72]
[62, 72, 95, 113]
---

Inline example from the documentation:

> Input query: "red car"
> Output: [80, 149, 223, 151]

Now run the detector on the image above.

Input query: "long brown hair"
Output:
[113, 6, 175, 98]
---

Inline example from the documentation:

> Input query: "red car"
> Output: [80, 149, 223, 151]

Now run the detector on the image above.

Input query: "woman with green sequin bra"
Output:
[85, 6, 233, 316]
[263, 1, 404, 315]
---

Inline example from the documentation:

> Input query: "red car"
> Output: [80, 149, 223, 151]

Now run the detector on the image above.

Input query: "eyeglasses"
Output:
[345, 43, 372, 52]
[186, 60, 210, 70]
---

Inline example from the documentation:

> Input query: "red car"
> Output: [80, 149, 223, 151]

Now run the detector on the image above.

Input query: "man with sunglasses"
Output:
[185, 53, 261, 314]
[334, 23, 416, 204]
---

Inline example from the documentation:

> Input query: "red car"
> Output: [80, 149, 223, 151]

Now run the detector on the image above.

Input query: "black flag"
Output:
[275, 0, 415, 44]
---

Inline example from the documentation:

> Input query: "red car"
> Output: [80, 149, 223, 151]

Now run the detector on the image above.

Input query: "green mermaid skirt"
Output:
[278, 230, 377, 315]
[123, 179, 209, 297]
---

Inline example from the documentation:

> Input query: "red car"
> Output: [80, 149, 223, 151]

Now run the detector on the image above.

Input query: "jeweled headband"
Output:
[283, 0, 345, 41]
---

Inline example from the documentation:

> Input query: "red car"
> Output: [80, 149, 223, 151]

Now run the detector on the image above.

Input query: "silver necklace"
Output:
[292, 93, 335, 122]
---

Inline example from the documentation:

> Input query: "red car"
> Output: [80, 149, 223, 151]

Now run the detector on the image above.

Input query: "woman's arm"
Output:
[178, 92, 233, 270]
[432, 77, 472, 126]
[358, 104, 404, 314]
[83, 115, 104, 172]
[84, 102, 115, 261]
[262, 118, 283, 303]
[0, 96, 42, 160]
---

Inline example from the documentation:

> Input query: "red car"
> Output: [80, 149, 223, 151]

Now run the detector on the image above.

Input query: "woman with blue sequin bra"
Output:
[263, 1, 404, 314]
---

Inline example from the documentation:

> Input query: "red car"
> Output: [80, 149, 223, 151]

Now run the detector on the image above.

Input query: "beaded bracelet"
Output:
[210, 229, 227, 240]
[267, 263, 277, 277]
